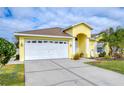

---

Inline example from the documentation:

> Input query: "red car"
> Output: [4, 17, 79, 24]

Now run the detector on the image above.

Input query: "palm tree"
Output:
[99, 27, 124, 57]
[98, 27, 114, 56]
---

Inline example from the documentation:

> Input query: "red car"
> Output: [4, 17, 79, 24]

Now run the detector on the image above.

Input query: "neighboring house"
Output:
[14, 22, 98, 61]
[94, 33, 110, 55]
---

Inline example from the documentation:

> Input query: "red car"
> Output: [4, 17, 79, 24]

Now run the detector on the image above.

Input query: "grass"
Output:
[86, 60, 124, 74]
[0, 64, 24, 86]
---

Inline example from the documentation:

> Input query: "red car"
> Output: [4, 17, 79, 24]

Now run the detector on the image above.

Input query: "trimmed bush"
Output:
[99, 52, 106, 57]
[73, 53, 80, 60]
[104, 55, 111, 59]
[113, 53, 122, 58]
[80, 52, 84, 57]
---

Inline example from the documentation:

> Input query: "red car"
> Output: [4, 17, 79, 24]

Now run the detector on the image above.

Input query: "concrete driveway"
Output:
[25, 58, 124, 86]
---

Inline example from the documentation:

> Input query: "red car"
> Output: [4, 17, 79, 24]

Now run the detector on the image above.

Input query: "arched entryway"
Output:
[75, 33, 89, 57]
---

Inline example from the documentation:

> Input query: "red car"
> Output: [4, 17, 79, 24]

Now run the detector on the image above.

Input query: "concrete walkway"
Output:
[8, 60, 23, 64]
[25, 58, 124, 86]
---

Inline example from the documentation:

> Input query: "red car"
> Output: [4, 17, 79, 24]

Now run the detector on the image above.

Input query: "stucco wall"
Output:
[72, 24, 91, 38]
[90, 40, 98, 57]
[64, 23, 92, 58]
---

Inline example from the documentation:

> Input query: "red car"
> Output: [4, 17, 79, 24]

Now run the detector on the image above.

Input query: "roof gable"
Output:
[63, 22, 93, 32]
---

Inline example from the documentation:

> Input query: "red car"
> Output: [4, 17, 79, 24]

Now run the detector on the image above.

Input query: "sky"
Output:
[0, 7, 124, 42]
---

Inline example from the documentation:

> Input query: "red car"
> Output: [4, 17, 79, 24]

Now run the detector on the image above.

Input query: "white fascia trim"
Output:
[63, 22, 93, 31]
[14, 33, 73, 39]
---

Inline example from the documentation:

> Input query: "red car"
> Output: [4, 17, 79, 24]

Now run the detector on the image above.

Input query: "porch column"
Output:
[72, 38, 76, 55]
[86, 37, 90, 57]
[19, 37, 25, 61]
[94, 42, 98, 57]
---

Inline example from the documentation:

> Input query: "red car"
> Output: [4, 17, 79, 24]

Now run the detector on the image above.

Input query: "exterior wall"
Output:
[86, 38, 90, 57]
[19, 37, 25, 61]
[65, 24, 91, 38]
[89, 40, 98, 57]
[72, 37, 76, 55]
[77, 34, 87, 57]
[105, 43, 110, 55]
[19, 36, 73, 61]
[65, 28, 73, 36]
[72, 24, 91, 38]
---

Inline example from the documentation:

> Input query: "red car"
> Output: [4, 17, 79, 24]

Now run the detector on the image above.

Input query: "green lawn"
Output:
[86, 60, 124, 74]
[0, 64, 24, 86]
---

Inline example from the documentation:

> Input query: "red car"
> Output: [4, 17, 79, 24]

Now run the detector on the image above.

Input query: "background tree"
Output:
[99, 27, 114, 56]
[15, 40, 19, 48]
[115, 27, 124, 54]
[99, 27, 124, 57]
[0, 38, 16, 68]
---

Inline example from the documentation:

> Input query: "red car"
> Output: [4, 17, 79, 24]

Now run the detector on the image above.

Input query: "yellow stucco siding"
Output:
[65, 28, 73, 36]
[90, 40, 95, 50]
[65, 24, 91, 38]
[89, 40, 98, 57]
[22, 36, 71, 41]
[19, 37, 25, 61]
[96, 35, 103, 42]
[72, 24, 91, 37]
[68, 39, 73, 58]
[64, 23, 92, 58]
[19, 36, 73, 61]
[105, 43, 110, 55]
[77, 34, 87, 57]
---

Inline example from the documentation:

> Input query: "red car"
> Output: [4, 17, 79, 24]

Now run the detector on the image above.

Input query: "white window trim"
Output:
[72, 38, 76, 55]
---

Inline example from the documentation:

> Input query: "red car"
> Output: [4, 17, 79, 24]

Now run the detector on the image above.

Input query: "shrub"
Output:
[0, 38, 16, 67]
[73, 53, 80, 60]
[80, 52, 84, 57]
[99, 52, 106, 57]
[113, 53, 122, 58]
[122, 54, 124, 58]
[104, 55, 111, 59]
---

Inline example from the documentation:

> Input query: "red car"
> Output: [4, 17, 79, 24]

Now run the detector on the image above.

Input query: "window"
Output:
[64, 42, 66, 44]
[50, 41, 53, 43]
[55, 41, 58, 44]
[38, 41, 42, 43]
[59, 41, 63, 44]
[44, 41, 48, 43]
[32, 40, 36, 43]
[27, 41, 30, 43]
[97, 47, 104, 53]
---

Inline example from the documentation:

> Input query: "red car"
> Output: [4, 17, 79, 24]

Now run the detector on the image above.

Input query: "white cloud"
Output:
[0, 7, 124, 41]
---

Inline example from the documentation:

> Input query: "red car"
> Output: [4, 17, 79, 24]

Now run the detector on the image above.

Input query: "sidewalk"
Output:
[8, 60, 23, 64]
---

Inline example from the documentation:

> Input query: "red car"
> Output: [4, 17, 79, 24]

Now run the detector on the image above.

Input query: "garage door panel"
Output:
[25, 40, 68, 60]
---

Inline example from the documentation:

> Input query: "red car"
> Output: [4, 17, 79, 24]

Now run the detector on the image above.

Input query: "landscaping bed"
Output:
[86, 60, 124, 74]
[0, 64, 24, 86]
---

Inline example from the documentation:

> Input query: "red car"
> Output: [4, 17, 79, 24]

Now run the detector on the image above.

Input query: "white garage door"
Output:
[24, 39, 68, 60]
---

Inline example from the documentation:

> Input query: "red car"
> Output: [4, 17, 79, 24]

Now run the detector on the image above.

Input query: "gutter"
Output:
[14, 33, 73, 39]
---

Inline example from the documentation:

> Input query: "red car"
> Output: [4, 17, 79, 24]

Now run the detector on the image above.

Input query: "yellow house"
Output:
[14, 22, 98, 61]
[95, 33, 110, 56]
